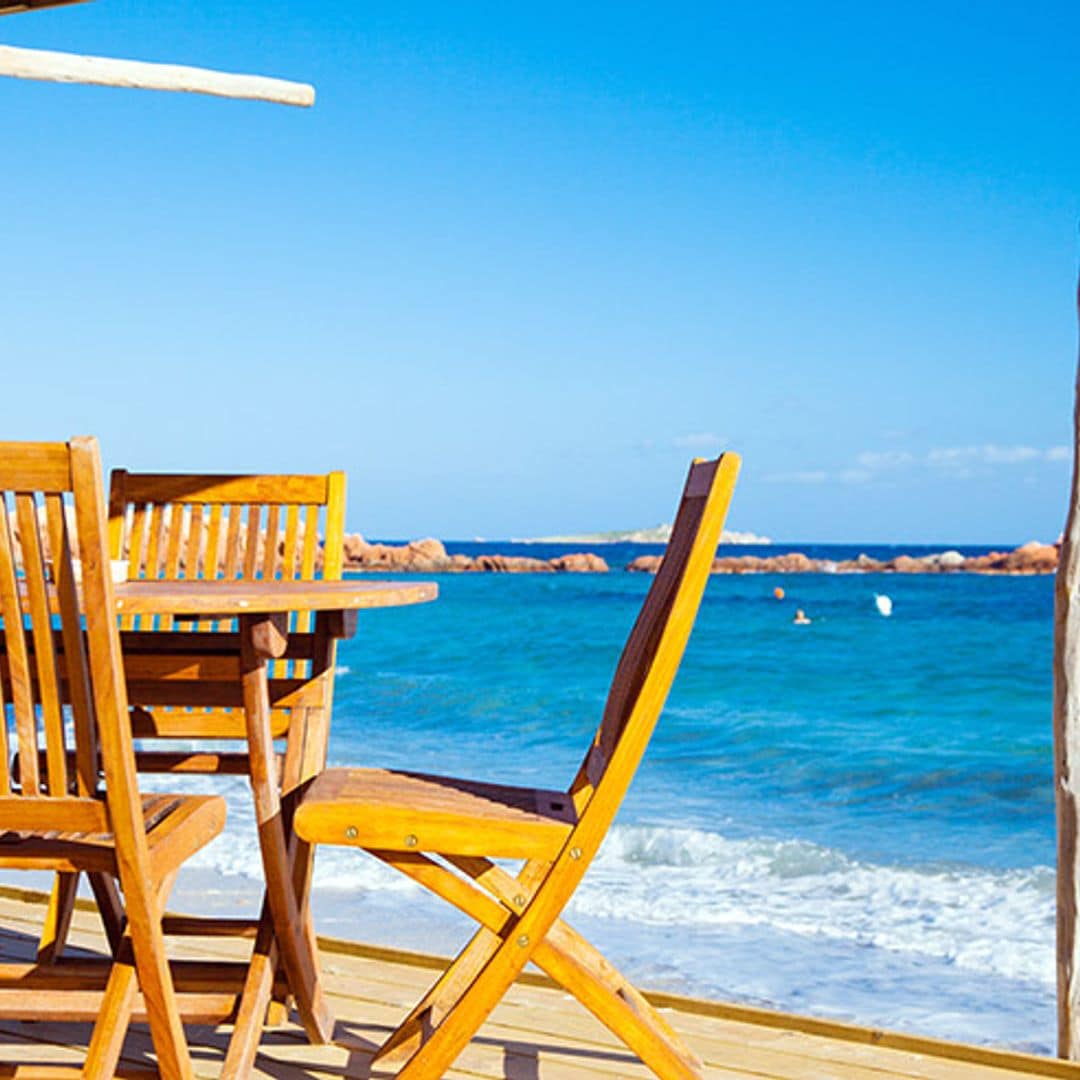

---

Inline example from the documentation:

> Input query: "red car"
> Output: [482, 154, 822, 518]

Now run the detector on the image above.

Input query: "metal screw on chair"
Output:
[344, 826, 358, 840]
[513, 894, 526, 908]
[569, 846, 582, 860]
[405, 834, 418, 847]
[517, 934, 530, 948]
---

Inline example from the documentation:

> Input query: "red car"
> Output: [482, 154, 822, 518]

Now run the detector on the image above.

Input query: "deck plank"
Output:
[0, 886, 1070, 1079]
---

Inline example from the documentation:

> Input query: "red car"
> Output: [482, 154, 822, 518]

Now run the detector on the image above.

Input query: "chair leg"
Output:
[391, 918, 545, 1080]
[84, 934, 139, 1079]
[36, 872, 79, 964]
[125, 871, 194, 1080]
[536, 922, 704, 1079]
[374, 923, 503, 1066]
[388, 853, 704, 1078]
[240, 621, 333, 1045]
[221, 898, 280, 1080]
[83, 871, 177, 1079]
[88, 870, 126, 956]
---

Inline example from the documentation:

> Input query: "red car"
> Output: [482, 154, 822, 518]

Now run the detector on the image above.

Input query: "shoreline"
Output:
[340, 537, 1060, 575]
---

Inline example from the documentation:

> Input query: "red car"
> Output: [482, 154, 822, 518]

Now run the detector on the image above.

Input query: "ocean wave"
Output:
[571, 824, 1053, 987]
[169, 769, 1053, 993]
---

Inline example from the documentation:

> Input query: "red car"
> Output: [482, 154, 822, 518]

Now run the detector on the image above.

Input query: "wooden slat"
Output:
[0, 502, 17, 795]
[120, 630, 317, 659]
[14, 494, 66, 797]
[184, 504, 203, 581]
[204, 503, 223, 582]
[243, 505, 261, 580]
[322, 472, 346, 580]
[146, 796, 227, 883]
[300, 504, 319, 581]
[130, 707, 290, 740]
[0, 796, 108, 833]
[261, 505, 280, 580]
[120, 474, 331, 506]
[1, 642, 315, 685]
[0, 498, 39, 796]
[281, 504, 300, 582]
[222, 503, 242, 580]
[144, 503, 165, 583]
[125, 675, 321, 708]
[0, 444, 70, 493]
[134, 751, 271, 776]
[43, 495, 96, 797]
[295, 768, 575, 859]
[159, 503, 186, 633]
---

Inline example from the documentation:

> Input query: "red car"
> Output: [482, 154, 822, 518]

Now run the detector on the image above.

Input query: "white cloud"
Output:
[838, 468, 873, 484]
[927, 444, 1060, 469]
[855, 450, 915, 470]
[672, 432, 725, 451]
[764, 470, 829, 484]
[765, 443, 1067, 486]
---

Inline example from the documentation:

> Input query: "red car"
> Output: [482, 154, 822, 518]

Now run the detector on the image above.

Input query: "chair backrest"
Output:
[108, 470, 346, 640]
[110, 471, 346, 583]
[0, 438, 149, 846]
[570, 454, 740, 828]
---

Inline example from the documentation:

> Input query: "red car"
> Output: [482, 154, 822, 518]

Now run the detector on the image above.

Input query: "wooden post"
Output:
[1055, 273, 1080, 1057]
[0, 44, 314, 106]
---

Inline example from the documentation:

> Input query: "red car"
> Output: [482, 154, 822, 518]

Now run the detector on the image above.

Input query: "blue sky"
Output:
[2, 2, 1077, 543]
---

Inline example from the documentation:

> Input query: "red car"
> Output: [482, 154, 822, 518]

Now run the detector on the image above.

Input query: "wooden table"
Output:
[112, 578, 438, 1077]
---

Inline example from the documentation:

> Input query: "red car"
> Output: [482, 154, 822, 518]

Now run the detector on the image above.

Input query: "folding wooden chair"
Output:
[40, 469, 346, 1042]
[0, 437, 226, 1078]
[293, 453, 740, 1079]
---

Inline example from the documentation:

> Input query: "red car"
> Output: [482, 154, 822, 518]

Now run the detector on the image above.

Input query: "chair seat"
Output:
[295, 768, 577, 859]
[0, 792, 226, 877]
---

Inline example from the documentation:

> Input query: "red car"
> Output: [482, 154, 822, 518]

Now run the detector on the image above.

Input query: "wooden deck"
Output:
[0, 885, 1075, 1079]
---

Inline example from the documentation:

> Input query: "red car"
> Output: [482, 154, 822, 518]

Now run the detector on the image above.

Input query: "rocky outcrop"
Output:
[627, 542, 1061, 575]
[342, 536, 458, 572]
[468, 554, 553, 573]
[341, 536, 609, 574]
[550, 552, 610, 573]
[962, 542, 1059, 575]
[712, 552, 818, 574]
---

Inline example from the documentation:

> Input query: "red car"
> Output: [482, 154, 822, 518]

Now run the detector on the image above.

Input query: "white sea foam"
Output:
[573, 825, 1053, 988]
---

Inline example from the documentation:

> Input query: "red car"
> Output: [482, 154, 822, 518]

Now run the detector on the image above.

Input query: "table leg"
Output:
[235, 614, 333, 1045]
[220, 898, 279, 1080]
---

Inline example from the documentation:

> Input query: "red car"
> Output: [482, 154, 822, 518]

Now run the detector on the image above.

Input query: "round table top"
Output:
[112, 578, 438, 617]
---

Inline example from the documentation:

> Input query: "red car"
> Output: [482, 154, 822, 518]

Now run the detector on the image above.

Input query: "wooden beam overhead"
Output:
[0, 44, 315, 106]
[0, 0, 89, 15]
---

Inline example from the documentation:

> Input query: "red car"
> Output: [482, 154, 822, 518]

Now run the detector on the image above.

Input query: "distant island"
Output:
[518, 525, 772, 544]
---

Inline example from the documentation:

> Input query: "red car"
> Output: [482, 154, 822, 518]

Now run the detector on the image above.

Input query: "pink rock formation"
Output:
[339, 537, 608, 573]
[468, 554, 554, 573]
[628, 543, 1061, 575]
[550, 553, 610, 573]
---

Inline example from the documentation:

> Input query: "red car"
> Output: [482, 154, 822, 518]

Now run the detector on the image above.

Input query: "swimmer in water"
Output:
[793, 609, 812, 625]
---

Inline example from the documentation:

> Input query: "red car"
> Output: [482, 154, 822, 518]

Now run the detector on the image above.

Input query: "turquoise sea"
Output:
[177, 543, 1055, 1053]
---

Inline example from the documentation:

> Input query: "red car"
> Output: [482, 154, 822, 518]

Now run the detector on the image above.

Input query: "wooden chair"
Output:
[293, 453, 740, 1079]
[108, 467, 346, 768]
[41, 469, 346, 1040]
[0, 437, 226, 1078]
